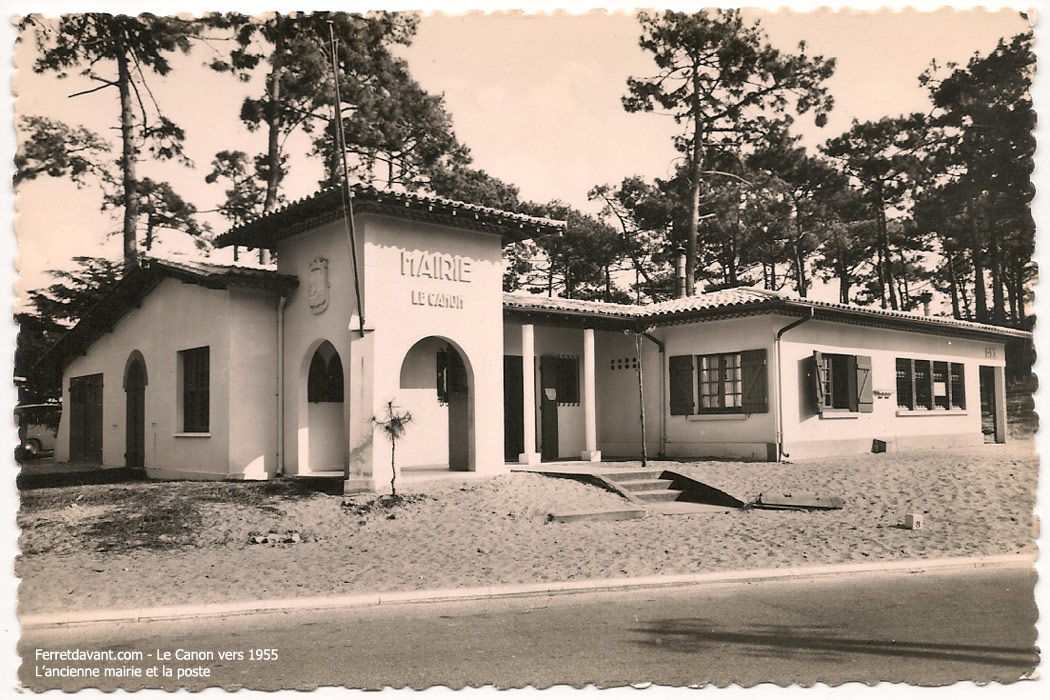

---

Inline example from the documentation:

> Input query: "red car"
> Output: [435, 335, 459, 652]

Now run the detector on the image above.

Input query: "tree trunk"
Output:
[988, 231, 1006, 324]
[263, 24, 284, 214]
[1005, 263, 1018, 323]
[958, 258, 973, 321]
[874, 242, 886, 308]
[875, 200, 898, 310]
[685, 89, 704, 297]
[792, 218, 808, 297]
[946, 251, 961, 319]
[686, 160, 701, 296]
[390, 439, 396, 497]
[838, 263, 850, 304]
[117, 52, 139, 271]
[897, 247, 911, 310]
[968, 203, 988, 322]
[1013, 261, 1026, 322]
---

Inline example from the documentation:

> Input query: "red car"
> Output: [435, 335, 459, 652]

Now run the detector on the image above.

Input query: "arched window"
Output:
[308, 341, 343, 403]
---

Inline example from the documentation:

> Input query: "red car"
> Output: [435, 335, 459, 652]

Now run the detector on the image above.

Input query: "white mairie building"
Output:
[40, 186, 1029, 493]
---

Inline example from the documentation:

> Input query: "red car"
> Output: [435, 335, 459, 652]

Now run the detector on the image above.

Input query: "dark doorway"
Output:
[979, 366, 1000, 443]
[442, 346, 470, 470]
[124, 356, 147, 470]
[70, 373, 103, 464]
[503, 355, 524, 461]
[540, 355, 559, 461]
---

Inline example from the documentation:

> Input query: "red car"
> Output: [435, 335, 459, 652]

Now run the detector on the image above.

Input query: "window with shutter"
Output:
[668, 355, 694, 415]
[813, 351, 863, 413]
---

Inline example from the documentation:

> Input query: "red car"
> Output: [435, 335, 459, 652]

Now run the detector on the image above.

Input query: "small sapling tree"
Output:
[373, 400, 413, 497]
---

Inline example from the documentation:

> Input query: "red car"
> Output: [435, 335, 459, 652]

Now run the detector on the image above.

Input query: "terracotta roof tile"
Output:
[217, 184, 565, 248]
[503, 287, 1031, 340]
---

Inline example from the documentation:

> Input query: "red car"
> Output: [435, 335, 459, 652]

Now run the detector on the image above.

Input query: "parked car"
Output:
[14, 402, 61, 462]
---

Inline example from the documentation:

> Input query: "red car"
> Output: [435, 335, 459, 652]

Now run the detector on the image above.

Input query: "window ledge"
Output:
[895, 410, 968, 417]
[818, 412, 859, 419]
[174, 432, 211, 438]
[686, 413, 747, 421]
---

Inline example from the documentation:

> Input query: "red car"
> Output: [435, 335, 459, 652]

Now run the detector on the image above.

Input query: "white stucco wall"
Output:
[778, 316, 1004, 459]
[55, 278, 279, 478]
[650, 316, 778, 460]
[592, 329, 663, 459]
[396, 336, 451, 468]
[353, 214, 506, 487]
[276, 221, 357, 475]
[226, 288, 282, 478]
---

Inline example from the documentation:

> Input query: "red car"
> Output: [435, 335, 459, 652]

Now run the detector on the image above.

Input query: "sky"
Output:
[3, 3, 1036, 307]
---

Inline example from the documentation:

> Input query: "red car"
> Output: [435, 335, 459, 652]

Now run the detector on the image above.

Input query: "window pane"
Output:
[896, 358, 913, 409]
[933, 361, 950, 410]
[830, 355, 851, 409]
[914, 360, 932, 409]
[950, 363, 966, 409]
[181, 347, 209, 432]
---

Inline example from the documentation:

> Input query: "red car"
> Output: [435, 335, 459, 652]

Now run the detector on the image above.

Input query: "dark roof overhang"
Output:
[216, 185, 565, 249]
[502, 294, 1031, 344]
[30, 257, 299, 383]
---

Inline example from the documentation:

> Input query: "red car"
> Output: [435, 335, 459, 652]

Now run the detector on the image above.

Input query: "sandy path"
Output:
[16, 444, 1038, 615]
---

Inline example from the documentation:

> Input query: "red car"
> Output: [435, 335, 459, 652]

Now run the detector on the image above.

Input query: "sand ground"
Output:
[15, 442, 1039, 615]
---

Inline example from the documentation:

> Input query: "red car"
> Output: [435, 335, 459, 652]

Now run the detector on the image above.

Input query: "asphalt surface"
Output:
[19, 567, 1039, 691]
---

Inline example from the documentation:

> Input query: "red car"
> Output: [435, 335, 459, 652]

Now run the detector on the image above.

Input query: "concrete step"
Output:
[548, 508, 648, 524]
[616, 478, 674, 492]
[601, 469, 663, 483]
[632, 489, 683, 503]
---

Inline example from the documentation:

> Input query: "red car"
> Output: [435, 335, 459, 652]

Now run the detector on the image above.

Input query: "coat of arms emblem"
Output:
[308, 258, 329, 314]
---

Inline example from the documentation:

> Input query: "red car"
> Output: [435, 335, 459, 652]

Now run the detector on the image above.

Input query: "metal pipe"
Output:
[276, 294, 287, 476]
[774, 306, 815, 461]
[641, 330, 666, 457]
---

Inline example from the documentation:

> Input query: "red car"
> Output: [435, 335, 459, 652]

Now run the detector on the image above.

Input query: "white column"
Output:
[581, 328, 601, 461]
[518, 324, 540, 465]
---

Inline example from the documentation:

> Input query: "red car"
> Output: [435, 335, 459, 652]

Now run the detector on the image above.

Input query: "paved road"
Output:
[19, 568, 1039, 691]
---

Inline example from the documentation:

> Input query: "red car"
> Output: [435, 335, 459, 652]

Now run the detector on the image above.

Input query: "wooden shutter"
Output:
[950, 362, 966, 409]
[741, 349, 768, 414]
[811, 350, 825, 414]
[668, 355, 694, 415]
[855, 354, 873, 413]
[436, 349, 448, 404]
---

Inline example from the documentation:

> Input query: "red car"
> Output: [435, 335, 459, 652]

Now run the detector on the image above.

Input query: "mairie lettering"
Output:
[400, 250, 473, 283]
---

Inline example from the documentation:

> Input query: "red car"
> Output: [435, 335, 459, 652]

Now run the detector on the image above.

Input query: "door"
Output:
[125, 359, 146, 470]
[69, 374, 103, 464]
[503, 356, 524, 461]
[540, 355, 559, 461]
[979, 366, 998, 443]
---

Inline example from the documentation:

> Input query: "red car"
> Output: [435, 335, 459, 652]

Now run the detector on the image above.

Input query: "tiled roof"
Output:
[33, 257, 299, 379]
[138, 256, 299, 291]
[216, 184, 565, 249]
[503, 287, 1031, 341]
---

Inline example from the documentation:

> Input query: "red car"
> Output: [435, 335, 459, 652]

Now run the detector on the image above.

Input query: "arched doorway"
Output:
[123, 351, 147, 471]
[303, 340, 346, 472]
[398, 338, 475, 471]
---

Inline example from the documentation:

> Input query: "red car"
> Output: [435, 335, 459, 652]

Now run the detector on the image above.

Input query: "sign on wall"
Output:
[400, 250, 472, 310]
